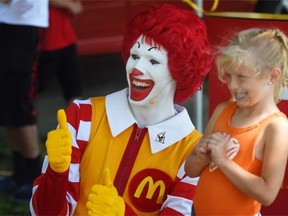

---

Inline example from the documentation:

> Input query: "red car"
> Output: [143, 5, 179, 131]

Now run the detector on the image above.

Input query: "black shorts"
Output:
[0, 24, 38, 127]
[37, 44, 82, 101]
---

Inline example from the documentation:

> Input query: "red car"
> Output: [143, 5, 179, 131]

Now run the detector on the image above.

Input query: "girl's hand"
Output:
[207, 132, 231, 167]
[194, 136, 212, 166]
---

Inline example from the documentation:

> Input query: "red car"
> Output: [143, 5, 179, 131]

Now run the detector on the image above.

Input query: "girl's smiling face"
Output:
[126, 35, 176, 106]
[223, 65, 272, 107]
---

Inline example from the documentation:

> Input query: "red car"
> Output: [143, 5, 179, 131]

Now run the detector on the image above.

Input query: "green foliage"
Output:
[0, 195, 30, 215]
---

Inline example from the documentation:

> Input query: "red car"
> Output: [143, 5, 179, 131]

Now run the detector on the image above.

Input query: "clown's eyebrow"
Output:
[136, 41, 140, 48]
[148, 46, 163, 54]
[135, 40, 164, 55]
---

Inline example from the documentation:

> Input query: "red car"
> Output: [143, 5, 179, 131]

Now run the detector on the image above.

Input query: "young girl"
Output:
[185, 28, 288, 215]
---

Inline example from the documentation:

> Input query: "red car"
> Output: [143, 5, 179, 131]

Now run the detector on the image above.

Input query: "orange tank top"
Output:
[194, 102, 286, 215]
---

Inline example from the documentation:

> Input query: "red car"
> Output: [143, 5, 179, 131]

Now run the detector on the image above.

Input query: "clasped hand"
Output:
[196, 132, 231, 167]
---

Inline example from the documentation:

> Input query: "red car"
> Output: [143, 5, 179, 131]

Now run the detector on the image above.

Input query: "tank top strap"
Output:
[217, 101, 237, 121]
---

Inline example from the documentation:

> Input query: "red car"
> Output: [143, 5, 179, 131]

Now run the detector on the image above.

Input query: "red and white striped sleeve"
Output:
[30, 99, 93, 216]
[159, 162, 199, 215]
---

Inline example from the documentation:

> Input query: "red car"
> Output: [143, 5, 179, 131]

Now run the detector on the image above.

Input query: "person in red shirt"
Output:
[37, 0, 83, 105]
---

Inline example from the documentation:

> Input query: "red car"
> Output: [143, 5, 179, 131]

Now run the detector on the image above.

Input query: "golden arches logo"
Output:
[134, 176, 165, 204]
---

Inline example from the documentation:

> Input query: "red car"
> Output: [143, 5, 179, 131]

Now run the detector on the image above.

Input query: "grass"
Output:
[0, 195, 30, 216]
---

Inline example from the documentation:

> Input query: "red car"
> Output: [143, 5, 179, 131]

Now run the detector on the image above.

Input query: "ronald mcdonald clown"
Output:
[30, 4, 213, 215]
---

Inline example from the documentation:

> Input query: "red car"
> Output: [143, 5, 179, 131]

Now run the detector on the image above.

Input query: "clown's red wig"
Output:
[122, 4, 213, 103]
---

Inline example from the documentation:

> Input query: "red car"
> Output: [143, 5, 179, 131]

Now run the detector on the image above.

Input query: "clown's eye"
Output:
[131, 54, 139, 60]
[150, 59, 159, 65]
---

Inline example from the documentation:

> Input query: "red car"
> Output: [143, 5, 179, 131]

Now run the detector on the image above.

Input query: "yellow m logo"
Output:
[134, 176, 165, 204]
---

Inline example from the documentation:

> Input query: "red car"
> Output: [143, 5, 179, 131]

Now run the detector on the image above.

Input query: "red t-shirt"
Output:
[38, 7, 77, 51]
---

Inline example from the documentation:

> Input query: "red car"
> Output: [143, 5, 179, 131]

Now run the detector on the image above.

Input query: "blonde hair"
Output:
[216, 28, 288, 102]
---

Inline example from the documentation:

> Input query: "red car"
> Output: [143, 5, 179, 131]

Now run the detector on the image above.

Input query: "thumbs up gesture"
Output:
[86, 168, 125, 216]
[46, 109, 72, 173]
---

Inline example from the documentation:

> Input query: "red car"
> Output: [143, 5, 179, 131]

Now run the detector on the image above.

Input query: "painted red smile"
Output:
[129, 73, 154, 101]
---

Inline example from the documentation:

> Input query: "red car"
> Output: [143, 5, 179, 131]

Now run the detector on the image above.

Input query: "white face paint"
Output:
[126, 35, 176, 106]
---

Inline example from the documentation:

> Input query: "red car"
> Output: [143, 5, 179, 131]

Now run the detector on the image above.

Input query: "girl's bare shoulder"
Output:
[265, 114, 288, 142]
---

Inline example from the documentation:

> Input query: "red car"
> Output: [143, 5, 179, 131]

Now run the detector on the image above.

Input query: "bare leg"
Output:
[6, 125, 39, 159]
